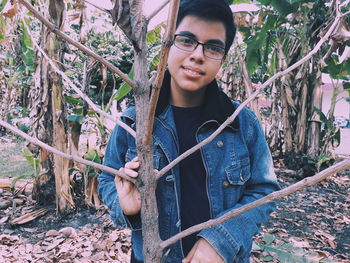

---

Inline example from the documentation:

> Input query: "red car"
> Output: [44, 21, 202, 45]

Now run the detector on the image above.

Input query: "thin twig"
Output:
[18, 0, 135, 89]
[0, 119, 136, 184]
[146, 0, 169, 23]
[20, 15, 136, 138]
[155, 11, 342, 180]
[343, 10, 350, 16]
[85, 0, 110, 14]
[143, 0, 180, 146]
[340, 0, 350, 8]
[159, 158, 350, 250]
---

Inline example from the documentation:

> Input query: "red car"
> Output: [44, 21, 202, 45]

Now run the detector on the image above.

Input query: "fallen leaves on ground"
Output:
[0, 165, 349, 262]
[0, 218, 131, 263]
[252, 167, 350, 262]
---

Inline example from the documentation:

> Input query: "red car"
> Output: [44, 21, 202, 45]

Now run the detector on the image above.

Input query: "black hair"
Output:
[176, 0, 236, 54]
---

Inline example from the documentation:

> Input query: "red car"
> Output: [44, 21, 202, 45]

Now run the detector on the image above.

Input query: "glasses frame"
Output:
[172, 34, 226, 60]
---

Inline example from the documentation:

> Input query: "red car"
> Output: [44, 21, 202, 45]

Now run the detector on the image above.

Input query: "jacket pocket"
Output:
[125, 148, 160, 170]
[224, 157, 251, 185]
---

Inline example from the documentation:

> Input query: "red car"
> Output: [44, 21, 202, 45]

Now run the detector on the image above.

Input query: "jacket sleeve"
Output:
[97, 122, 142, 230]
[198, 111, 280, 262]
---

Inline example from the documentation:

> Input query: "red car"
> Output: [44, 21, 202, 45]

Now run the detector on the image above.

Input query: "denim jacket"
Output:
[98, 71, 280, 263]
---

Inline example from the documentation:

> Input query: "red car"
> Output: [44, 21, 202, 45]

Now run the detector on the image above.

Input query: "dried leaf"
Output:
[331, 18, 350, 44]
[3, 2, 18, 19]
[110, 0, 143, 51]
[45, 238, 65, 251]
[0, 215, 9, 224]
[48, 0, 65, 27]
[9, 208, 47, 225]
[45, 229, 60, 237]
[59, 227, 77, 238]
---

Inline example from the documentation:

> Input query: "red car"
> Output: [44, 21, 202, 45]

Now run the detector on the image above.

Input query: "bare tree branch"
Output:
[159, 159, 350, 250]
[20, 15, 136, 138]
[155, 11, 343, 180]
[143, 0, 180, 146]
[85, 0, 110, 14]
[343, 10, 350, 16]
[0, 120, 136, 184]
[145, 0, 169, 23]
[18, 0, 136, 89]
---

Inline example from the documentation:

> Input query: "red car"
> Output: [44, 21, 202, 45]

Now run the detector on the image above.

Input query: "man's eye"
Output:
[205, 44, 224, 54]
[178, 37, 195, 46]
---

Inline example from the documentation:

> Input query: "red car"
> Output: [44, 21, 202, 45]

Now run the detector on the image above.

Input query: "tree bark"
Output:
[29, 0, 74, 212]
[307, 55, 323, 158]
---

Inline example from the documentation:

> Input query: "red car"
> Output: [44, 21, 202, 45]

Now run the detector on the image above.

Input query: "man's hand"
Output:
[115, 156, 141, 215]
[182, 238, 224, 263]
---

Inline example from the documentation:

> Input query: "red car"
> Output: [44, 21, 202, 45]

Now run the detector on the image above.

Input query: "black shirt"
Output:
[172, 105, 211, 257]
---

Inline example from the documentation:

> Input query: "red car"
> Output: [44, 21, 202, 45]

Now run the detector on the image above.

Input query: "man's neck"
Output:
[170, 87, 206, 107]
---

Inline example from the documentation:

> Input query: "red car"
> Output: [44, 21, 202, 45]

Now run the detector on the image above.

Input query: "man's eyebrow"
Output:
[177, 31, 196, 38]
[177, 31, 225, 47]
[206, 39, 225, 47]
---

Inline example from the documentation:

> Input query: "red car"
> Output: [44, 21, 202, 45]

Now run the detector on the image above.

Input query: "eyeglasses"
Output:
[173, 34, 226, 60]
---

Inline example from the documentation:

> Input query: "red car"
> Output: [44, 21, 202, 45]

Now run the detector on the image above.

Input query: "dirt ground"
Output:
[0, 136, 349, 263]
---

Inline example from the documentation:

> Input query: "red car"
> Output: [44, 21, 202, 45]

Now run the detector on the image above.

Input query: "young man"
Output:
[98, 0, 280, 262]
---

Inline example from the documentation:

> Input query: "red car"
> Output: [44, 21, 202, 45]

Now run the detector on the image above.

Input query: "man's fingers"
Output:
[125, 160, 140, 170]
[124, 167, 138, 178]
[115, 168, 124, 184]
[183, 240, 199, 263]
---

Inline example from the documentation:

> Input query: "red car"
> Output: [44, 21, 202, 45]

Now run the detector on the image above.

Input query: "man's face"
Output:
[167, 15, 226, 107]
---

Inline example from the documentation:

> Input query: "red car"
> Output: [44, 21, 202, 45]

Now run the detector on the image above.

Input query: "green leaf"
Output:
[256, 0, 302, 16]
[313, 106, 331, 128]
[146, 30, 156, 45]
[10, 173, 35, 189]
[112, 67, 134, 101]
[316, 155, 332, 172]
[244, 14, 278, 73]
[20, 20, 33, 49]
[73, 107, 83, 115]
[0, 0, 8, 12]
[151, 54, 160, 70]
[146, 25, 162, 45]
[64, 95, 84, 105]
[323, 56, 350, 79]
[344, 82, 350, 91]
[85, 149, 101, 164]
[23, 49, 34, 73]
[262, 234, 275, 245]
[231, 0, 251, 3]
[22, 148, 40, 174]
[263, 255, 274, 262]
[88, 172, 98, 177]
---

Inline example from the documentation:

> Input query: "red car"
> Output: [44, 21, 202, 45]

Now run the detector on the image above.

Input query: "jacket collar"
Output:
[155, 70, 239, 130]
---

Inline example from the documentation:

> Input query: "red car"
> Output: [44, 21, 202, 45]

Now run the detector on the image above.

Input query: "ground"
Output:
[0, 136, 349, 263]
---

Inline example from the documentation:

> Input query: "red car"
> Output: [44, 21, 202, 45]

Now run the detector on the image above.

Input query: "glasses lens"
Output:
[173, 35, 225, 60]
[174, 35, 196, 51]
[203, 44, 225, 60]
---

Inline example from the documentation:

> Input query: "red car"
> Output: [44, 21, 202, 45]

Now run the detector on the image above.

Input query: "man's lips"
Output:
[181, 66, 205, 77]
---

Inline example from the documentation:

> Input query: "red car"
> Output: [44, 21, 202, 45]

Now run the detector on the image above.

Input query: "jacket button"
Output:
[222, 180, 229, 188]
[240, 170, 244, 181]
[216, 141, 224, 148]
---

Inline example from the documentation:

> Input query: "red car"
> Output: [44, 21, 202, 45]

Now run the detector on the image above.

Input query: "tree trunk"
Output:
[307, 55, 323, 158]
[29, 0, 74, 212]
[29, 20, 55, 204]
[135, 44, 163, 263]
[296, 70, 308, 153]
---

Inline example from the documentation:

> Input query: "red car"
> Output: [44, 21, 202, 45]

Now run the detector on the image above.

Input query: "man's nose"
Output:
[189, 43, 205, 60]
